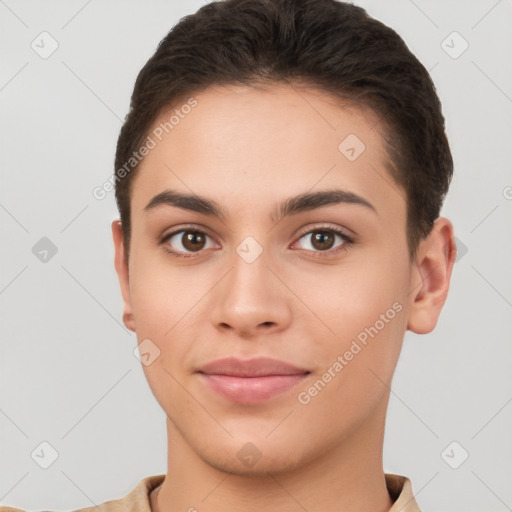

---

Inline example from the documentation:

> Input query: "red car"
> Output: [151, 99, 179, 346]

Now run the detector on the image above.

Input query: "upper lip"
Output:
[197, 357, 310, 377]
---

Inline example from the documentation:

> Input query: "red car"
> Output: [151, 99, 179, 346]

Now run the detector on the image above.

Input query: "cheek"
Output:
[128, 260, 193, 390]
[291, 251, 408, 404]
[128, 255, 218, 396]
[130, 264, 196, 414]
[290, 256, 408, 346]
[129, 250, 204, 338]
[294, 305, 405, 441]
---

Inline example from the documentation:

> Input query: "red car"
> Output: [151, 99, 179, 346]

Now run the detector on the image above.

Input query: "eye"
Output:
[161, 228, 217, 258]
[292, 226, 353, 258]
[160, 224, 354, 259]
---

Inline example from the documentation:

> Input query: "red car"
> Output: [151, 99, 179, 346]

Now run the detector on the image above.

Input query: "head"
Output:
[112, 0, 456, 476]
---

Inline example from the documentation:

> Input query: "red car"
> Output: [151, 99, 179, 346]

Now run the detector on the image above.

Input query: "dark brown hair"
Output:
[114, 0, 453, 260]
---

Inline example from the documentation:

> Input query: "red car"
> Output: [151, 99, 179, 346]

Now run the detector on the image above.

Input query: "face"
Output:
[114, 83, 420, 475]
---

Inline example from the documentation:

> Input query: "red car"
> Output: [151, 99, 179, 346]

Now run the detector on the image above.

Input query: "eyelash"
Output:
[160, 224, 354, 259]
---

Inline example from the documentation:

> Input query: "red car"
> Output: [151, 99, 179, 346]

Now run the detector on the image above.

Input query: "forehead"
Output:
[130, 83, 404, 221]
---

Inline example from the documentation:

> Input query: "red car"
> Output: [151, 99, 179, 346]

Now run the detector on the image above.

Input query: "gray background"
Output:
[1, 0, 511, 510]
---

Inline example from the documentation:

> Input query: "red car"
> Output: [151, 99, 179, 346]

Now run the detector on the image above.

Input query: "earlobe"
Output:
[111, 220, 136, 332]
[407, 217, 456, 334]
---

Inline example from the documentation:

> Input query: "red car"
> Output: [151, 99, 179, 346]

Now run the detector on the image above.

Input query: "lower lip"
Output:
[199, 373, 309, 404]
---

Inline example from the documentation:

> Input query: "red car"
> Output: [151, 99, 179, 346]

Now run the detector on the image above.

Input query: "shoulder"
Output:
[0, 474, 165, 512]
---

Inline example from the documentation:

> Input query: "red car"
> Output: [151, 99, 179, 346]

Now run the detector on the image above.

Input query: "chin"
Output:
[200, 446, 307, 477]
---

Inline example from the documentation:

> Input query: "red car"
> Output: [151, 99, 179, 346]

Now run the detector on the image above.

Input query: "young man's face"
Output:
[113, 83, 442, 475]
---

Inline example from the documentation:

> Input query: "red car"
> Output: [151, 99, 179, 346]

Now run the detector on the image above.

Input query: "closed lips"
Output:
[197, 357, 310, 404]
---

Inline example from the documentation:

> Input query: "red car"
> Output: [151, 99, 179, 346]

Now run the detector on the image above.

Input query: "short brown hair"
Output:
[114, 0, 453, 261]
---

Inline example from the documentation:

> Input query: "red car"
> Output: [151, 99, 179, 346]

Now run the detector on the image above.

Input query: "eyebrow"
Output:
[144, 188, 377, 222]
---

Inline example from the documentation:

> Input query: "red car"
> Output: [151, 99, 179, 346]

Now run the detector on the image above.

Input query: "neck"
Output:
[151, 403, 393, 512]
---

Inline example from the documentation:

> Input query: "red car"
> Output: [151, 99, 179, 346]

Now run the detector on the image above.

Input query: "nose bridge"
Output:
[209, 237, 291, 334]
[226, 240, 276, 307]
[226, 223, 275, 290]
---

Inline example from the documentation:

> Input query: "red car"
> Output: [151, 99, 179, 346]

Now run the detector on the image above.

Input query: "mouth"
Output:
[197, 357, 310, 404]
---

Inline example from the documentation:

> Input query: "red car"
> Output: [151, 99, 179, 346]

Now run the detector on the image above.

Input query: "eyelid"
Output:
[161, 223, 216, 241]
[293, 223, 354, 241]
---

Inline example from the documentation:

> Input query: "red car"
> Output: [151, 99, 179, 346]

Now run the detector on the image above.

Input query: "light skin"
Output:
[112, 82, 456, 511]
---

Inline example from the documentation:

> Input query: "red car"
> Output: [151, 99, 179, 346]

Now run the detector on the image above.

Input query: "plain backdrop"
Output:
[1, 0, 511, 510]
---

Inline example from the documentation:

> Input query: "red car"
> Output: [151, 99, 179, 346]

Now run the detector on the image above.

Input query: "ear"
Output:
[407, 217, 457, 334]
[111, 220, 136, 332]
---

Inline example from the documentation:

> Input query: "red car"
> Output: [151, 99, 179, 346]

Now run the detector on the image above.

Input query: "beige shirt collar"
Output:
[80, 472, 421, 511]
[386, 473, 421, 511]
[0, 472, 421, 511]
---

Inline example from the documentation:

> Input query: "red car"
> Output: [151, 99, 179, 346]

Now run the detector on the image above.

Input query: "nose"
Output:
[209, 252, 293, 339]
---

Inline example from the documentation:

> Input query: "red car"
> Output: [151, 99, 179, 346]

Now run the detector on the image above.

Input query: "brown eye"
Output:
[310, 231, 336, 251]
[181, 231, 206, 252]
[163, 229, 215, 257]
[294, 227, 352, 256]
